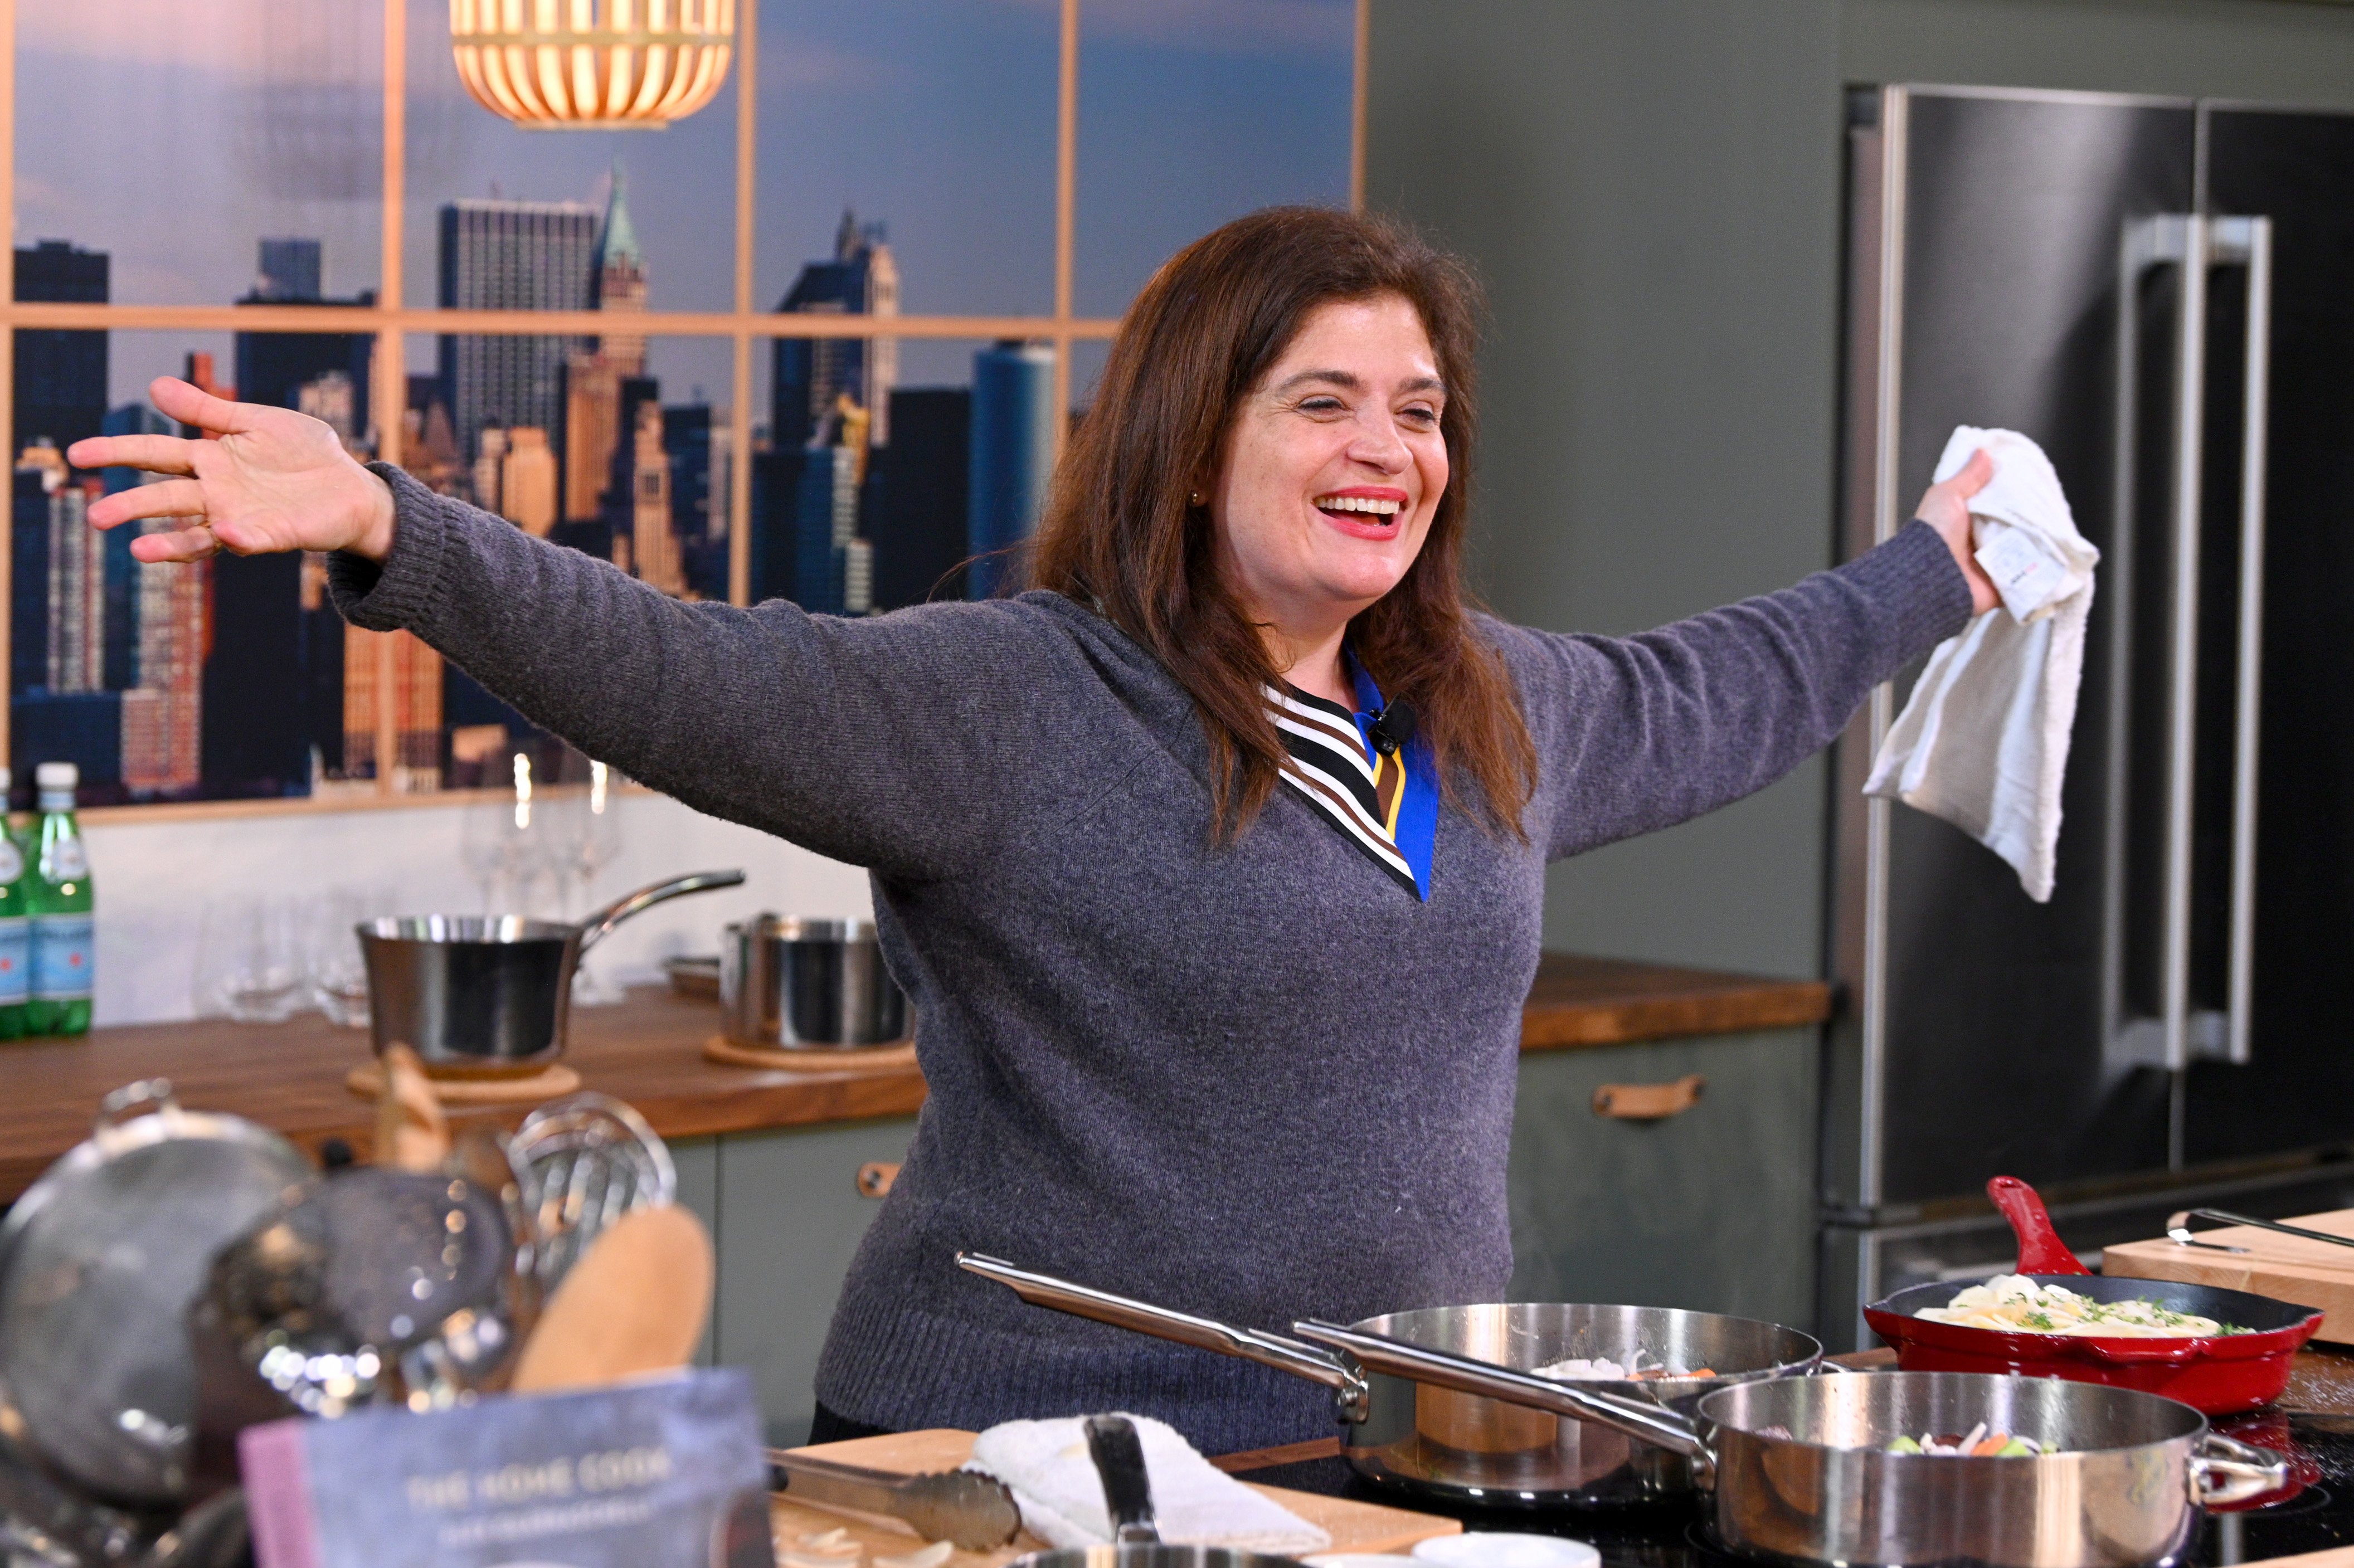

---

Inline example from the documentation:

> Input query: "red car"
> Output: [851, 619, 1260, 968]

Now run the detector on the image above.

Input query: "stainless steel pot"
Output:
[358, 870, 745, 1070]
[720, 915, 909, 1049]
[1291, 1321, 2287, 1568]
[0, 1082, 314, 1507]
[958, 1254, 1820, 1508]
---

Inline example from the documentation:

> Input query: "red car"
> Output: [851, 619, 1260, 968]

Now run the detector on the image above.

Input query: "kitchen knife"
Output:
[767, 1450, 1023, 1551]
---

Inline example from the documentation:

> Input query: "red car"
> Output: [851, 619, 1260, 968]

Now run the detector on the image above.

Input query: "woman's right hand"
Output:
[69, 375, 398, 564]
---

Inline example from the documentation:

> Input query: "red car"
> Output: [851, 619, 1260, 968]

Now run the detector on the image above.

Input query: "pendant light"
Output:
[449, 0, 736, 130]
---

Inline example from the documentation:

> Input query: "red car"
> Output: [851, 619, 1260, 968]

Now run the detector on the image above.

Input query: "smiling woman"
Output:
[72, 204, 1994, 1452]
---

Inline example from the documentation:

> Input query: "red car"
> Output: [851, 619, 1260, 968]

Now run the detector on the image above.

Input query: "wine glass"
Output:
[458, 750, 556, 915]
[546, 760, 628, 1005]
[308, 885, 388, 1028]
[192, 897, 307, 1023]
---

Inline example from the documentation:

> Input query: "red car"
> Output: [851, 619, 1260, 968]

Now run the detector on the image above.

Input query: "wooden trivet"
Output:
[701, 1035, 917, 1072]
[346, 1059, 582, 1104]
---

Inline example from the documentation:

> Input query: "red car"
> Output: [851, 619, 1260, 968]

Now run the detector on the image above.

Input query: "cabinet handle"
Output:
[856, 1161, 901, 1197]
[1592, 1075, 1705, 1121]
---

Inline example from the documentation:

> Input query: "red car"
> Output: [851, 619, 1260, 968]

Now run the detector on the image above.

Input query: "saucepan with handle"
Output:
[358, 870, 746, 1072]
[1863, 1176, 2322, 1414]
[956, 1254, 1818, 1509]
[1297, 1318, 2287, 1568]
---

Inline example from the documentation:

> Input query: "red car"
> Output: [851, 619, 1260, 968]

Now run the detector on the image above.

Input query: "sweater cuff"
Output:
[325, 462, 458, 632]
[1846, 517, 1977, 655]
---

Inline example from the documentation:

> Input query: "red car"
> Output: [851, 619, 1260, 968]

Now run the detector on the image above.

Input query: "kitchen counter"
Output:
[0, 952, 1828, 1203]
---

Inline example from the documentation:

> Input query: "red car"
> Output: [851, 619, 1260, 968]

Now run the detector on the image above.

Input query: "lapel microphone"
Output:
[1368, 698, 1418, 758]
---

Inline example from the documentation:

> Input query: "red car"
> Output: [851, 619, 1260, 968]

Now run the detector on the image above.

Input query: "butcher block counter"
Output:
[0, 951, 1828, 1205]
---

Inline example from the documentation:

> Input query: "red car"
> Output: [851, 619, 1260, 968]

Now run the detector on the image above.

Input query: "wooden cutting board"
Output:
[769, 1428, 1458, 1565]
[2104, 1209, 2354, 1344]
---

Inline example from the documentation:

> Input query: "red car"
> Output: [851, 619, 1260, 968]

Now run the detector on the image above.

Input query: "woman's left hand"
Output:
[1913, 448, 2000, 616]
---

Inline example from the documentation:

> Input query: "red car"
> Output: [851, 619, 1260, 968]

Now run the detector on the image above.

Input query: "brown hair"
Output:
[1028, 205, 1536, 840]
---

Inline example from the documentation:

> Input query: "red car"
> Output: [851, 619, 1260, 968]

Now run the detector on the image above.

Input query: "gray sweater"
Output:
[335, 466, 1971, 1453]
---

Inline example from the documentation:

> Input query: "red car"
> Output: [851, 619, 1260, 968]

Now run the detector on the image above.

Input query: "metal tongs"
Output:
[2166, 1207, 2354, 1258]
[767, 1449, 1022, 1551]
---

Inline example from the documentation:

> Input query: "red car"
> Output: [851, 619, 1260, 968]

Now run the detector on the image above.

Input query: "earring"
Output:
[1188, 491, 1204, 507]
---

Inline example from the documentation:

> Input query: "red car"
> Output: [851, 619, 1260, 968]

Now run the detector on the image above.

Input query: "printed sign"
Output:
[240, 1369, 774, 1568]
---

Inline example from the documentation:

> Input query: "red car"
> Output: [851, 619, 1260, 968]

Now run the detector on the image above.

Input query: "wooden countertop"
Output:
[1520, 952, 1830, 1049]
[0, 953, 1828, 1203]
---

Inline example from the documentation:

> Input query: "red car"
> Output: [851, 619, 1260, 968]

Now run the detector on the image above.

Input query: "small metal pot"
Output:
[1289, 1321, 2288, 1568]
[720, 915, 909, 1049]
[959, 1255, 1820, 1509]
[358, 870, 745, 1072]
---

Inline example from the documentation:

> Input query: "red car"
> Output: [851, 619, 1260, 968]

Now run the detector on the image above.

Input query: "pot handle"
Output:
[95, 1078, 178, 1133]
[574, 870, 747, 952]
[1291, 1318, 1706, 1459]
[2192, 1432, 2288, 1508]
[1084, 1416, 1161, 1546]
[956, 1254, 1369, 1411]
[1988, 1175, 2093, 1276]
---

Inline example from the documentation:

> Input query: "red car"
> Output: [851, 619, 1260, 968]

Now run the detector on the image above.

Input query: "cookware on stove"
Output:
[1284, 1322, 2287, 1568]
[0, 1082, 314, 1507]
[957, 1254, 1820, 1509]
[1863, 1177, 2322, 1414]
[359, 869, 745, 1070]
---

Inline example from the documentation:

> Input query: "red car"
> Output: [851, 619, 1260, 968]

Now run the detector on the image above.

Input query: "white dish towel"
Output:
[967, 1414, 1332, 1555]
[1864, 426, 2099, 903]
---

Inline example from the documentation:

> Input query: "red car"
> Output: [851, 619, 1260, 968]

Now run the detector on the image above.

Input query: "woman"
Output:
[78, 207, 1993, 1454]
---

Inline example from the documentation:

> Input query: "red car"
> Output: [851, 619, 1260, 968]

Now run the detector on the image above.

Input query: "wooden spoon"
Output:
[374, 1044, 451, 1172]
[508, 1203, 715, 1394]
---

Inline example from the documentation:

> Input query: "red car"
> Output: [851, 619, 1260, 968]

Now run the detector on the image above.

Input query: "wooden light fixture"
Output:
[449, 0, 736, 130]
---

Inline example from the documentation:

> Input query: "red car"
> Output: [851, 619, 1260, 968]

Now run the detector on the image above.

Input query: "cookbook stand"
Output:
[701, 1035, 916, 1072]
[344, 1059, 583, 1105]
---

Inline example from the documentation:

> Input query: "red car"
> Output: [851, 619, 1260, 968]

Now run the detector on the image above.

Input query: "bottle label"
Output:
[46, 840, 87, 880]
[32, 914, 93, 1001]
[0, 840, 21, 884]
[0, 917, 27, 1006]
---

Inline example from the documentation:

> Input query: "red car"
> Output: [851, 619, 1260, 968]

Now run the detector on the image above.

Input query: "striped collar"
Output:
[1263, 658, 1439, 901]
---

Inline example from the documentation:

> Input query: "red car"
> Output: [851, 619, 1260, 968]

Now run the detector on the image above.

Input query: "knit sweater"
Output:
[333, 466, 1971, 1453]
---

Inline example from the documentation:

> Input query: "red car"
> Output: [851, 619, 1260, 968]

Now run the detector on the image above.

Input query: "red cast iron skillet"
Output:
[1863, 1176, 2324, 1415]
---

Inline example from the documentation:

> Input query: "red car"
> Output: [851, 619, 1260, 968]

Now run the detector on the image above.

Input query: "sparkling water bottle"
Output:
[0, 768, 28, 1040]
[26, 761, 93, 1036]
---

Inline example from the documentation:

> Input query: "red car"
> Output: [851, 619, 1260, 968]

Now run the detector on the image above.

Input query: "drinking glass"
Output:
[192, 897, 307, 1023]
[308, 886, 388, 1028]
[546, 761, 628, 1005]
[458, 751, 556, 915]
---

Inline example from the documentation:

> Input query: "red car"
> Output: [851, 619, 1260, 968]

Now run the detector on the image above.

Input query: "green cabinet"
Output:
[670, 1117, 917, 1446]
[1506, 1029, 1818, 1327]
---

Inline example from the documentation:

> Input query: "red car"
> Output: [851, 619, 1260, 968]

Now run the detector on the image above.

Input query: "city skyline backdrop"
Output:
[3, 0, 1356, 809]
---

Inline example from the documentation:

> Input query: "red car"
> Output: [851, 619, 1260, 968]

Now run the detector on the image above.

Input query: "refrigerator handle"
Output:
[2160, 214, 2211, 1077]
[2212, 215, 2273, 1068]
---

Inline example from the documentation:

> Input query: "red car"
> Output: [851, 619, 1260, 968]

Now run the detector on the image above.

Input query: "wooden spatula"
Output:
[508, 1203, 714, 1394]
[375, 1044, 451, 1172]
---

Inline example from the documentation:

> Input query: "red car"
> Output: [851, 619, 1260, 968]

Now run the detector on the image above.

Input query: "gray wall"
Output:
[1366, 0, 2354, 980]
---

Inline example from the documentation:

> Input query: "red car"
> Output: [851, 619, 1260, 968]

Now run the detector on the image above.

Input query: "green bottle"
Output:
[26, 762, 93, 1037]
[0, 767, 28, 1040]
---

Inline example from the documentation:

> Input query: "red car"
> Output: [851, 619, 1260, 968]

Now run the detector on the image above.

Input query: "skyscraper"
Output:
[236, 238, 374, 442]
[771, 211, 899, 448]
[256, 237, 323, 301]
[967, 340, 1056, 597]
[12, 240, 108, 461]
[869, 387, 972, 609]
[437, 198, 599, 465]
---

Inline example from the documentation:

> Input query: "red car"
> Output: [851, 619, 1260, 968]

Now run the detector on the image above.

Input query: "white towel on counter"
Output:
[1864, 426, 2099, 904]
[967, 1414, 1332, 1554]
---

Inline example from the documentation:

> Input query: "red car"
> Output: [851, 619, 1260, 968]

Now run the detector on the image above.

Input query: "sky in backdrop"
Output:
[14, 0, 1354, 416]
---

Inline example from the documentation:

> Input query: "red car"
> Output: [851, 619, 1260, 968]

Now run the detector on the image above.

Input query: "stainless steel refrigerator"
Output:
[1823, 84, 2354, 1350]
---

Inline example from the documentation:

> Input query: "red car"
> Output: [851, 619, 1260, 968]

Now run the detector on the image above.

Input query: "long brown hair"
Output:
[1029, 205, 1536, 840]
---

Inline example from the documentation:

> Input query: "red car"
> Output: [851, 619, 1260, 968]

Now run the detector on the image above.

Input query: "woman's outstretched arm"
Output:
[72, 377, 1067, 880]
[1500, 454, 1997, 861]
